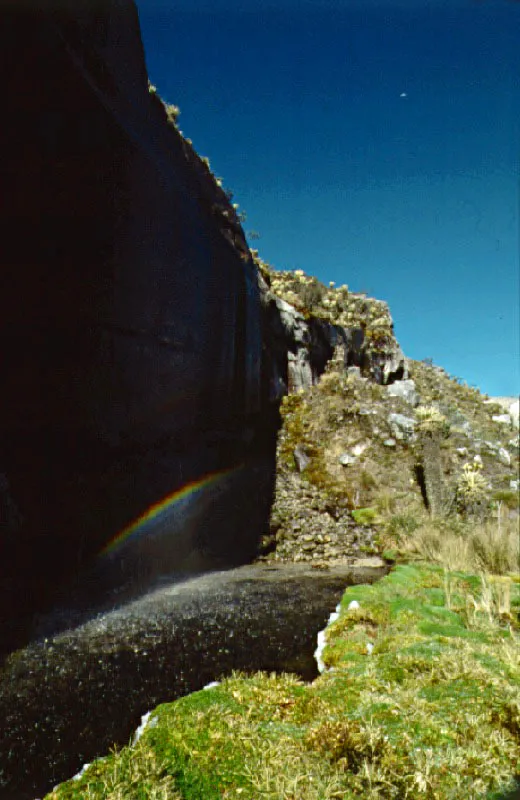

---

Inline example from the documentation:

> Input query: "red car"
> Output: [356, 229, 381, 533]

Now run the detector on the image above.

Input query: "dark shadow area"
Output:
[414, 462, 430, 510]
[0, 409, 280, 658]
[0, 0, 274, 656]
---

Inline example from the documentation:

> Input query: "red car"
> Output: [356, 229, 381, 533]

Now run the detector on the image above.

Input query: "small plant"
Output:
[164, 103, 180, 126]
[456, 461, 489, 519]
[415, 404, 450, 437]
[351, 507, 379, 526]
[386, 513, 420, 537]
[415, 406, 450, 516]
[493, 489, 519, 510]
[299, 279, 325, 312]
[359, 469, 377, 492]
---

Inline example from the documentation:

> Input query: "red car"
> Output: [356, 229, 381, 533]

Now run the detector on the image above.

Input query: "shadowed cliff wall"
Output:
[0, 0, 269, 638]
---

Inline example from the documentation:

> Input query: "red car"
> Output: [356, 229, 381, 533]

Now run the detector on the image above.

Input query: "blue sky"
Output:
[138, 0, 519, 396]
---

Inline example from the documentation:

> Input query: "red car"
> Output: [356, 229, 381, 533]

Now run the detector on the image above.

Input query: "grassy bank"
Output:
[46, 563, 519, 800]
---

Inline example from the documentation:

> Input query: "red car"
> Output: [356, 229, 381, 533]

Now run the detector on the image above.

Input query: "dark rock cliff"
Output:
[0, 0, 270, 642]
[0, 0, 409, 649]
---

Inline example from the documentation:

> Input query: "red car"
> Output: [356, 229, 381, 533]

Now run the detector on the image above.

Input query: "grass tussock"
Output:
[399, 510, 519, 576]
[46, 740, 181, 799]
[46, 565, 520, 800]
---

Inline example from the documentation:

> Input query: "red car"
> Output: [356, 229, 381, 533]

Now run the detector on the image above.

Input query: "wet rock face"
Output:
[0, 1, 265, 631]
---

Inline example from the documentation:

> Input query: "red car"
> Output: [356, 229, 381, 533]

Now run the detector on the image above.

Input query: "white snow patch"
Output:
[72, 762, 92, 781]
[314, 629, 327, 674]
[348, 600, 360, 610]
[132, 711, 157, 745]
[314, 605, 343, 673]
[203, 681, 221, 690]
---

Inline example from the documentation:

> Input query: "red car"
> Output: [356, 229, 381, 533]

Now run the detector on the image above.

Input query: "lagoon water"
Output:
[0, 562, 386, 800]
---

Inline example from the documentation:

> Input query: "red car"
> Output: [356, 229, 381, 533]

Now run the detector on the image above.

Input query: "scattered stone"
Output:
[339, 453, 357, 467]
[492, 414, 511, 425]
[456, 447, 468, 457]
[383, 438, 396, 448]
[351, 556, 386, 569]
[483, 441, 498, 454]
[293, 446, 310, 472]
[510, 480, 518, 492]
[387, 412, 416, 441]
[489, 397, 519, 428]
[498, 447, 511, 467]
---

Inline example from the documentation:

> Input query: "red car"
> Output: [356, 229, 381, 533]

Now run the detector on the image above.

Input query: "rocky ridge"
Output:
[256, 257, 407, 400]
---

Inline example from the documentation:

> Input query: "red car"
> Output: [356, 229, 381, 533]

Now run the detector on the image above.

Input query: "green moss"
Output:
[351, 507, 379, 525]
[47, 568, 520, 800]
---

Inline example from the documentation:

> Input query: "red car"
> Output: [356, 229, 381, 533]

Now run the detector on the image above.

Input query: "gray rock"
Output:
[288, 350, 313, 393]
[274, 296, 309, 345]
[386, 379, 419, 407]
[383, 438, 396, 448]
[489, 397, 519, 428]
[293, 446, 310, 472]
[498, 447, 511, 466]
[510, 480, 519, 492]
[483, 441, 498, 454]
[492, 414, 512, 425]
[339, 453, 357, 467]
[387, 412, 416, 441]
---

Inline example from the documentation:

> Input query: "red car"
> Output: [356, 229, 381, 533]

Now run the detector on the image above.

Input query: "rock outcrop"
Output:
[260, 358, 519, 565]
[258, 262, 408, 399]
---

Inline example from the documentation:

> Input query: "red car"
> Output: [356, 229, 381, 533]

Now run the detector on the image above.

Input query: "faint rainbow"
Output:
[99, 466, 238, 558]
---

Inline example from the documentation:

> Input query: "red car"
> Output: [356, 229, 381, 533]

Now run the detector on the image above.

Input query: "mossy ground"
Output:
[46, 564, 520, 800]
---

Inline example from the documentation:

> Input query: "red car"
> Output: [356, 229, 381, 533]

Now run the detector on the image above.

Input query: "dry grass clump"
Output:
[400, 510, 519, 576]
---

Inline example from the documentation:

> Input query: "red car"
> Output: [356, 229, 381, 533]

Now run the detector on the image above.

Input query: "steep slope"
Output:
[256, 268, 519, 567]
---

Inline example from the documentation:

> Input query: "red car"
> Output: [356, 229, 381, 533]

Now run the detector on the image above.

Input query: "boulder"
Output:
[293, 446, 310, 473]
[492, 414, 512, 426]
[498, 447, 511, 467]
[387, 413, 416, 441]
[386, 379, 419, 407]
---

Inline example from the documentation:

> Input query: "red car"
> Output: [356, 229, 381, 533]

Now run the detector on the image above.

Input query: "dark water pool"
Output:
[0, 562, 386, 800]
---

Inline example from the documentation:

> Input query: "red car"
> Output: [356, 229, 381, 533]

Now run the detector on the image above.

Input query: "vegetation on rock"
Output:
[259, 342, 518, 570]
